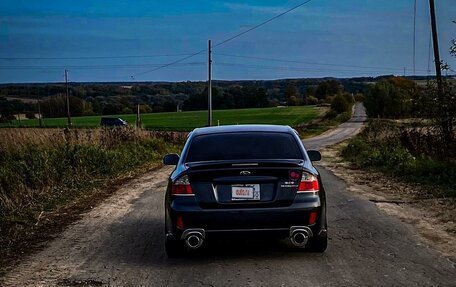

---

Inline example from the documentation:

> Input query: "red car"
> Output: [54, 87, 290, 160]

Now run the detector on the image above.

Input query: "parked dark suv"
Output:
[163, 125, 327, 257]
[100, 117, 128, 127]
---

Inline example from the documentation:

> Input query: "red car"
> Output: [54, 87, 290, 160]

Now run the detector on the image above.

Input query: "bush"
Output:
[324, 110, 338, 120]
[342, 93, 355, 104]
[25, 112, 36, 119]
[336, 111, 351, 123]
[0, 115, 15, 123]
[306, 96, 319, 105]
[354, 93, 365, 102]
[331, 94, 350, 114]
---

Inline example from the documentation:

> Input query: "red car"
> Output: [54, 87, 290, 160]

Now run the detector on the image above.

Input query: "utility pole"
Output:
[429, 0, 443, 94]
[65, 69, 72, 127]
[413, 0, 417, 76]
[429, 0, 451, 143]
[136, 103, 141, 128]
[38, 99, 43, 127]
[208, 39, 212, 127]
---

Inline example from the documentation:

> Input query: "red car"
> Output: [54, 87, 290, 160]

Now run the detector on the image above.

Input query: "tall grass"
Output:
[341, 120, 455, 198]
[0, 128, 183, 267]
[0, 128, 183, 218]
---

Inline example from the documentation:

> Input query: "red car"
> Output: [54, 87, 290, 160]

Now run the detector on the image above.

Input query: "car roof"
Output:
[191, 124, 295, 136]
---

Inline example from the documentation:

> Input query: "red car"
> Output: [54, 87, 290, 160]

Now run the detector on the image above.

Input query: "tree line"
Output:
[0, 77, 370, 121]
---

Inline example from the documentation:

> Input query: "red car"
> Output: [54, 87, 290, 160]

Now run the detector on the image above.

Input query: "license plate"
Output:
[231, 184, 260, 200]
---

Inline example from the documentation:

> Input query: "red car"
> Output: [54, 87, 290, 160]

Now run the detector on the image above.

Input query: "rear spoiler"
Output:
[185, 159, 304, 169]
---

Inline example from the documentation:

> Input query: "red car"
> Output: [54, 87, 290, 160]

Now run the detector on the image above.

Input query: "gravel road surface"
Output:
[2, 104, 455, 287]
[303, 102, 367, 150]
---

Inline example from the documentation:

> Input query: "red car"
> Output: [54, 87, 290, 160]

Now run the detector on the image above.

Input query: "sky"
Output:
[0, 0, 455, 83]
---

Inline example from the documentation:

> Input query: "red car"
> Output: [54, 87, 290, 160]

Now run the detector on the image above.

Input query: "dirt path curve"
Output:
[2, 105, 455, 287]
[303, 102, 367, 150]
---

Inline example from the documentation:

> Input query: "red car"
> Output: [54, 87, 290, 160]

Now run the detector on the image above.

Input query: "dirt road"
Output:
[2, 105, 455, 287]
[303, 102, 367, 150]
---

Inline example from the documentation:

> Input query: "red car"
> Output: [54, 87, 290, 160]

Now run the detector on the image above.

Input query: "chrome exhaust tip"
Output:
[185, 234, 203, 249]
[290, 231, 309, 248]
[181, 229, 205, 250]
[290, 226, 313, 248]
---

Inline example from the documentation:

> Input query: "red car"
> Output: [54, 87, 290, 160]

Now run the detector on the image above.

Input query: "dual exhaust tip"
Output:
[180, 227, 312, 249]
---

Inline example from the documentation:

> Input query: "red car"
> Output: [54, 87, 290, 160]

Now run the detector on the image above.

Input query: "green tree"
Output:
[285, 84, 300, 106]
[315, 80, 342, 100]
[364, 77, 416, 118]
[331, 94, 349, 114]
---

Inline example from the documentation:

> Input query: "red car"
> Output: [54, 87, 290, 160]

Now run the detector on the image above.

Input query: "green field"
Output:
[1, 106, 321, 130]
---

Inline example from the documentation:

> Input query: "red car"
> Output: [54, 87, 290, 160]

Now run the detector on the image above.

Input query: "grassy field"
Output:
[1, 106, 320, 130]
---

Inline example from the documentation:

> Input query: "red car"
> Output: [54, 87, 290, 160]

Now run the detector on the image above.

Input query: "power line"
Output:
[0, 53, 194, 61]
[132, 0, 313, 77]
[0, 62, 205, 70]
[214, 62, 417, 74]
[215, 53, 429, 72]
[132, 50, 207, 77]
[213, 0, 313, 48]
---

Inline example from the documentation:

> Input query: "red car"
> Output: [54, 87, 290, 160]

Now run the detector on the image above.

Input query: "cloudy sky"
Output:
[0, 0, 455, 83]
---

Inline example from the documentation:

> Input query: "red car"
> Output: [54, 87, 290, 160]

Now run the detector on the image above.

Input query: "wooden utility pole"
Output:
[208, 39, 212, 127]
[136, 103, 141, 128]
[38, 99, 43, 127]
[429, 0, 451, 142]
[413, 0, 417, 76]
[429, 0, 442, 93]
[65, 69, 72, 127]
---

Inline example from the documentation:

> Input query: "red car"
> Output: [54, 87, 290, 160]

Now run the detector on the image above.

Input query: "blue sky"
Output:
[0, 0, 455, 83]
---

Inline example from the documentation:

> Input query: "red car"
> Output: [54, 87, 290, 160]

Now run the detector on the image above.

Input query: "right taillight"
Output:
[297, 172, 319, 193]
[171, 175, 194, 195]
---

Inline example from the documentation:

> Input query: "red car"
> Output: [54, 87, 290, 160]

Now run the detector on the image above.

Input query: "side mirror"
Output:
[307, 150, 321, 162]
[163, 153, 180, 165]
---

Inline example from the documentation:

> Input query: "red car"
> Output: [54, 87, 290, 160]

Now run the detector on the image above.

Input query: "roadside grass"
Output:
[1, 106, 319, 130]
[0, 127, 183, 270]
[341, 120, 456, 198]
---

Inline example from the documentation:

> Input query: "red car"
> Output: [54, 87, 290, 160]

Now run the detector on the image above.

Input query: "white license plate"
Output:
[231, 184, 260, 200]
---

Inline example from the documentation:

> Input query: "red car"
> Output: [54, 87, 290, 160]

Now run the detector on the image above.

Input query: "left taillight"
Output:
[171, 175, 194, 195]
[297, 172, 319, 193]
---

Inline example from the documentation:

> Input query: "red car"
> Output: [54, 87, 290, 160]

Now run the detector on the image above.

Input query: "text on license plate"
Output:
[231, 184, 260, 200]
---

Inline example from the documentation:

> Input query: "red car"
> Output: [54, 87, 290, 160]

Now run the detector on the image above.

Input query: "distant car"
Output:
[163, 124, 328, 257]
[100, 117, 128, 127]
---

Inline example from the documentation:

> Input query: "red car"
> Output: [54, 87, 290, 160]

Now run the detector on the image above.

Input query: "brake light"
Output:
[171, 175, 193, 195]
[297, 172, 319, 193]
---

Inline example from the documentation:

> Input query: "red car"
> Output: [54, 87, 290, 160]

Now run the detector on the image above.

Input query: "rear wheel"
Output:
[307, 235, 327, 253]
[165, 238, 186, 258]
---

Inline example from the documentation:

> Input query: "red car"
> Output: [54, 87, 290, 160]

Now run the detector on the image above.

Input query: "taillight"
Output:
[297, 172, 319, 193]
[171, 175, 194, 195]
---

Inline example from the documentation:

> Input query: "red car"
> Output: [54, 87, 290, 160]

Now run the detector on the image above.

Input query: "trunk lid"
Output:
[186, 160, 305, 209]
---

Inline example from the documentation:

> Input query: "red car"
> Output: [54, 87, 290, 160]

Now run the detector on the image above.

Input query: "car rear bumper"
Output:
[166, 196, 325, 240]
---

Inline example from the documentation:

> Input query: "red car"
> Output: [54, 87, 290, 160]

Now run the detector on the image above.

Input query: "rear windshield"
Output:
[185, 132, 302, 162]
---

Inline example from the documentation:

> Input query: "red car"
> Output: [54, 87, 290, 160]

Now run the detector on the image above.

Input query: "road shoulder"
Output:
[319, 142, 456, 262]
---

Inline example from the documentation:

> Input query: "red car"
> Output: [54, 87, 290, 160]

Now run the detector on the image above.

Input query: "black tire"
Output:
[307, 235, 328, 253]
[165, 238, 186, 258]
